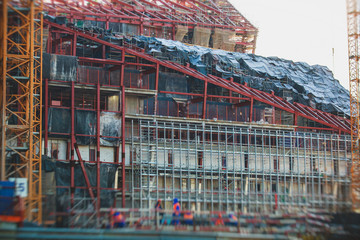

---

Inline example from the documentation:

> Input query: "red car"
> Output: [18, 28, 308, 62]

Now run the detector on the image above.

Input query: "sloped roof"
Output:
[45, 20, 350, 134]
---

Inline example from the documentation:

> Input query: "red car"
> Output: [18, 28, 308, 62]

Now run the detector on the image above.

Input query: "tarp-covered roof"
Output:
[129, 36, 349, 116]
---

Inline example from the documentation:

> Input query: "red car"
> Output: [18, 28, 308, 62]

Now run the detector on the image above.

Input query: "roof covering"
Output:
[44, 20, 351, 133]
[130, 36, 350, 116]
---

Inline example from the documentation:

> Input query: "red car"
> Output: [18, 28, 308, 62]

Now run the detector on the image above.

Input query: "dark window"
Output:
[311, 158, 317, 173]
[334, 160, 338, 176]
[52, 149, 58, 159]
[289, 157, 293, 172]
[274, 157, 279, 172]
[272, 183, 277, 192]
[51, 143, 59, 159]
[168, 151, 173, 167]
[89, 149, 95, 162]
[244, 154, 249, 170]
[130, 148, 136, 165]
[198, 151, 203, 168]
[222, 156, 227, 169]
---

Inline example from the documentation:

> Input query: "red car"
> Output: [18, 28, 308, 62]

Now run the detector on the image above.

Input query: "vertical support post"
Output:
[55, 32, 59, 54]
[115, 146, 120, 163]
[28, 1, 36, 221]
[70, 32, 77, 210]
[154, 63, 159, 115]
[96, 79, 101, 220]
[272, 106, 275, 124]
[294, 113, 298, 126]
[172, 24, 176, 40]
[0, 0, 7, 181]
[106, 17, 109, 30]
[249, 98, 254, 122]
[121, 86, 126, 208]
[70, 81, 75, 207]
[73, 33, 77, 56]
[120, 49, 126, 207]
[44, 79, 49, 155]
[47, 26, 52, 53]
[229, 77, 233, 104]
[202, 81, 208, 119]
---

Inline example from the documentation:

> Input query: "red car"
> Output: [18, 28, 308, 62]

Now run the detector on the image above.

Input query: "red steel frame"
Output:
[43, 19, 350, 223]
[43, 0, 257, 53]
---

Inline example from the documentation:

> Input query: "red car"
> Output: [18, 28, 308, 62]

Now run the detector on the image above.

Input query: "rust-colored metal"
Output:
[0, 0, 43, 223]
[347, 0, 360, 210]
[42, 0, 258, 54]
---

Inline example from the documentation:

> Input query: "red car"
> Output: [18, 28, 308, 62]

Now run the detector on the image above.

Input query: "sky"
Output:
[229, 0, 349, 90]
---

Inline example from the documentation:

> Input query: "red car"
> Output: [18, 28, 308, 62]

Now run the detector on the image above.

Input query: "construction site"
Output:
[1, 0, 360, 239]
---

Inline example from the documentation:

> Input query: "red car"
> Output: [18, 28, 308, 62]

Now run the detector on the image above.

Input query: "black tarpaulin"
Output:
[55, 161, 118, 209]
[158, 72, 188, 98]
[129, 36, 350, 116]
[75, 110, 96, 145]
[48, 108, 71, 134]
[48, 108, 122, 146]
[100, 112, 121, 146]
[43, 53, 77, 81]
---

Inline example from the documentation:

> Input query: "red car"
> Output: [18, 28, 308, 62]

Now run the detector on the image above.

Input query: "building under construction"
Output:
[0, 0, 354, 228]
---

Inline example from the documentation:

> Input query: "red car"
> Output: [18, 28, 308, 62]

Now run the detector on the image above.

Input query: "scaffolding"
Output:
[129, 118, 351, 214]
[0, 0, 43, 223]
[41, 18, 353, 226]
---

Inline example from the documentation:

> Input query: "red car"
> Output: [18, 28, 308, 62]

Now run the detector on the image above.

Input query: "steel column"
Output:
[96, 79, 101, 219]
[202, 81, 208, 119]
[121, 49, 126, 207]
[70, 81, 75, 207]
[44, 79, 48, 155]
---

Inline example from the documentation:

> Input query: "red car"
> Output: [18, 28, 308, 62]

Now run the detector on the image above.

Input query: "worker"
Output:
[172, 198, 181, 225]
[228, 213, 238, 227]
[112, 211, 126, 228]
[183, 210, 193, 225]
[154, 199, 162, 211]
[215, 213, 224, 226]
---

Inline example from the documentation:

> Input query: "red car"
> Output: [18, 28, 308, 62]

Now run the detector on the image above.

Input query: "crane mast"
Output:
[0, 0, 43, 223]
[347, 0, 360, 210]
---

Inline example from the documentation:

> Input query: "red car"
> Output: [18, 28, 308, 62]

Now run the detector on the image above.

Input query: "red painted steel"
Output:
[202, 81, 208, 119]
[43, 0, 257, 53]
[44, 19, 351, 221]
[96, 78, 101, 218]
[70, 81, 75, 207]
[121, 86, 126, 208]
[74, 142, 96, 204]
[45, 20, 350, 134]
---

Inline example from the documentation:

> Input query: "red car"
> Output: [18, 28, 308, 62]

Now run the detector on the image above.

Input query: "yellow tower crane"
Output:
[347, 0, 360, 211]
[0, 0, 43, 223]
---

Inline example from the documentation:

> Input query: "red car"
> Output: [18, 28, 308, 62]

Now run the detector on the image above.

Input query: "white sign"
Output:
[9, 178, 28, 198]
